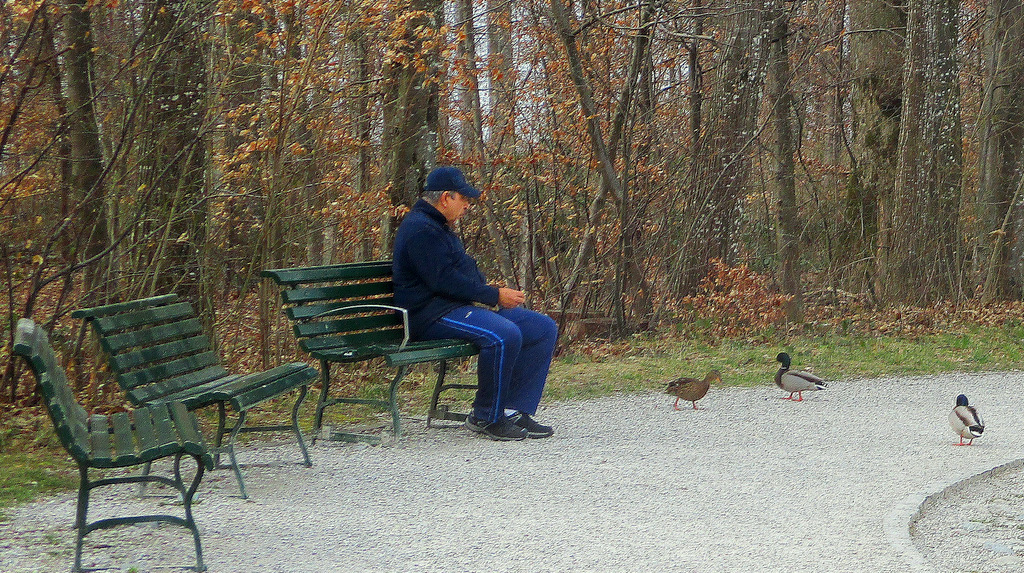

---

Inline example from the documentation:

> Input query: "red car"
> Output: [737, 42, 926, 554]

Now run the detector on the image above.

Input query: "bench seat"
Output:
[262, 261, 480, 443]
[14, 318, 213, 572]
[72, 294, 318, 499]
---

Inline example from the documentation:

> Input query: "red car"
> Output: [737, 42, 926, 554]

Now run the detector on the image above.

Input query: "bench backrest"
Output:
[262, 261, 406, 358]
[71, 295, 230, 405]
[14, 319, 93, 464]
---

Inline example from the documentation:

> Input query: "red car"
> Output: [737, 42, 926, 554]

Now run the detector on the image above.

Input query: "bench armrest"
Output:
[315, 305, 409, 352]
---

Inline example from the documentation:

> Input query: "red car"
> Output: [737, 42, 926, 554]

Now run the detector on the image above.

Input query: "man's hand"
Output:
[498, 287, 526, 308]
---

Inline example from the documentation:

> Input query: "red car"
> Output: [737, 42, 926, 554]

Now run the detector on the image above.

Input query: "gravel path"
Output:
[2, 371, 1023, 573]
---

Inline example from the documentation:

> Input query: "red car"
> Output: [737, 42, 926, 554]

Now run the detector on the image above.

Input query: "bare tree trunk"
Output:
[219, 1, 263, 295]
[671, 0, 768, 295]
[981, 166, 1024, 302]
[549, 0, 652, 318]
[66, 0, 109, 303]
[977, 1, 1024, 300]
[689, 0, 705, 152]
[768, 0, 803, 322]
[381, 0, 443, 247]
[487, 0, 515, 148]
[350, 26, 374, 261]
[485, 0, 530, 290]
[457, 0, 516, 285]
[138, 0, 210, 307]
[883, 0, 963, 303]
[823, 0, 848, 293]
[846, 0, 905, 299]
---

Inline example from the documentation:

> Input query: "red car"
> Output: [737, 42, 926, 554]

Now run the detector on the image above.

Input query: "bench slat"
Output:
[214, 365, 318, 411]
[385, 343, 479, 367]
[88, 415, 112, 465]
[93, 302, 196, 334]
[71, 294, 181, 320]
[101, 318, 205, 354]
[50, 368, 89, 430]
[262, 261, 391, 285]
[168, 402, 203, 452]
[293, 314, 402, 338]
[149, 405, 179, 458]
[65, 407, 92, 458]
[126, 366, 233, 406]
[117, 351, 223, 391]
[282, 281, 393, 305]
[132, 407, 160, 460]
[111, 412, 136, 464]
[110, 334, 212, 372]
[306, 338, 468, 362]
[286, 297, 397, 321]
[299, 329, 405, 353]
[43, 393, 90, 461]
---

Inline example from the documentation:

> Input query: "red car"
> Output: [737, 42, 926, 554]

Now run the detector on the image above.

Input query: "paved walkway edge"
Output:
[885, 456, 1024, 572]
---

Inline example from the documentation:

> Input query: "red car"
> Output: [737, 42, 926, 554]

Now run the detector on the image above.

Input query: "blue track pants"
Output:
[421, 306, 558, 424]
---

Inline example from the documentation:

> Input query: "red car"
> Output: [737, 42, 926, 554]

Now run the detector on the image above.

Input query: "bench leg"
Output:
[387, 365, 408, 439]
[311, 359, 332, 444]
[214, 401, 228, 468]
[427, 359, 478, 428]
[426, 359, 449, 428]
[137, 460, 153, 498]
[71, 459, 210, 572]
[73, 464, 90, 572]
[291, 384, 312, 467]
[314, 360, 406, 444]
[224, 409, 248, 500]
[174, 452, 208, 572]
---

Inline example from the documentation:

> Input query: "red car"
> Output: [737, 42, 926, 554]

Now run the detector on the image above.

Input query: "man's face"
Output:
[438, 191, 472, 224]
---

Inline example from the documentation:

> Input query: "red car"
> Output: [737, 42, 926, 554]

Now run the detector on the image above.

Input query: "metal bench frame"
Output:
[262, 260, 480, 444]
[73, 294, 318, 499]
[14, 318, 213, 572]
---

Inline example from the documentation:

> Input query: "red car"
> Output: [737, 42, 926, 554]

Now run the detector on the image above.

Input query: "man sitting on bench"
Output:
[392, 166, 558, 441]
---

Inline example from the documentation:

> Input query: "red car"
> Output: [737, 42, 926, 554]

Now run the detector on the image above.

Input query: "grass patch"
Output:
[543, 324, 1024, 400]
[0, 422, 77, 521]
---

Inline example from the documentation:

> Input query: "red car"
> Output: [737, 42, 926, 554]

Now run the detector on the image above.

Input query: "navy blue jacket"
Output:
[393, 199, 500, 338]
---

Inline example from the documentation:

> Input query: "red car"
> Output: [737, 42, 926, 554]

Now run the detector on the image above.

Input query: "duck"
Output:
[667, 370, 721, 410]
[774, 352, 826, 401]
[949, 394, 984, 446]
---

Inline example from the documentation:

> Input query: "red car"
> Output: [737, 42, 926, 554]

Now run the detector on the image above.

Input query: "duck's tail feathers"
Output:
[815, 382, 827, 390]
[969, 425, 984, 436]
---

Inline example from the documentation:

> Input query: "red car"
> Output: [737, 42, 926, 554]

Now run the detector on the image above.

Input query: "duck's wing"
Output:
[964, 405, 984, 433]
[668, 377, 708, 401]
[667, 377, 698, 394]
[951, 406, 984, 436]
[779, 369, 826, 392]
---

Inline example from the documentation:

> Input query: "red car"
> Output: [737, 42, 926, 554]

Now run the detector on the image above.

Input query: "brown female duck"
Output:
[667, 370, 721, 410]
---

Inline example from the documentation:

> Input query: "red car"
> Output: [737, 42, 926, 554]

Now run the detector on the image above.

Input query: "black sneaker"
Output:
[466, 416, 528, 441]
[510, 412, 554, 439]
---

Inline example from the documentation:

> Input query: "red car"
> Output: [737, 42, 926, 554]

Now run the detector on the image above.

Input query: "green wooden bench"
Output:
[14, 318, 213, 572]
[72, 294, 318, 499]
[261, 261, 479, 443]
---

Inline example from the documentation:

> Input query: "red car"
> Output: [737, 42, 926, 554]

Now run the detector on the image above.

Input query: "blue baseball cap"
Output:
[424, 166, 480, 199]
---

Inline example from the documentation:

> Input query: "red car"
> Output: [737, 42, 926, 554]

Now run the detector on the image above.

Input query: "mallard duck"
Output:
[949, 394, 984, 446]
[774, 352, 826, 401]
[667, 370, 721, 410]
